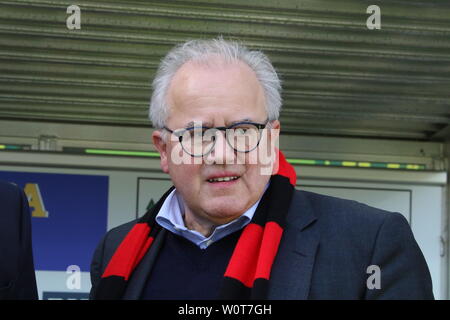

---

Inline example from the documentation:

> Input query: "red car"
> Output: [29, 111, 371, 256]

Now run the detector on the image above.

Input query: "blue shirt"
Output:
[156, 183, 269, 249]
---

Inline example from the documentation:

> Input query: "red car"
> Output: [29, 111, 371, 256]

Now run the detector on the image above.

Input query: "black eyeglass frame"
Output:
[163, 119, 271, 157]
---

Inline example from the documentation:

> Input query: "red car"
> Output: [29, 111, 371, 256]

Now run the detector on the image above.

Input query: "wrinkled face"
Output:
[152, 58, 280, 226]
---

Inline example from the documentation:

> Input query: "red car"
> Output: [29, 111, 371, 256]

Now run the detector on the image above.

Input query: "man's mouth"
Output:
[207, 176, 240, 183]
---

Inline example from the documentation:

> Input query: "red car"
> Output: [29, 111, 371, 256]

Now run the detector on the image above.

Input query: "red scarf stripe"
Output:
[275, 148, 296, 186]
[224, 221, 283, 288]
[254, 221, 283, 281]
[102, 223, 151, 280]
[224, 223, 264, 288]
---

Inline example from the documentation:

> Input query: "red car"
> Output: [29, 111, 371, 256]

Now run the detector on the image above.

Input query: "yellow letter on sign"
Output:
[24, 183, 49, 218]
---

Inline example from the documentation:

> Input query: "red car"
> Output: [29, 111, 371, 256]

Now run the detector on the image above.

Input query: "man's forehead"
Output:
[170, 59, 259, 90]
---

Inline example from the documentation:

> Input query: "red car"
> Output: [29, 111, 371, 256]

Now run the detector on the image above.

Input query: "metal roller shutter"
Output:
[0, 0, 449, 140]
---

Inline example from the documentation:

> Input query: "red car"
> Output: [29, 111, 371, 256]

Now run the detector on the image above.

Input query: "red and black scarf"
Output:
[93, 150, 296, 300]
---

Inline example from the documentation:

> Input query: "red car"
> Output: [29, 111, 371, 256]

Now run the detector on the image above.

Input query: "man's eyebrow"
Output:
[230, 118, 253, 124]
[183, 118, 253, 128]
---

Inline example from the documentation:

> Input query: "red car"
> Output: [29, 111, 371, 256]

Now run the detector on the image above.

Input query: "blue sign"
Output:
[0, 170, 108, 272]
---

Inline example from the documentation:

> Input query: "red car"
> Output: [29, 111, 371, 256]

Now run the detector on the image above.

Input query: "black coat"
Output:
[0, 180, 38, 300]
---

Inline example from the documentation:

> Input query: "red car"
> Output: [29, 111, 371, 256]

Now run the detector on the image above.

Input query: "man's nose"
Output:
[205, 130, 236, 165]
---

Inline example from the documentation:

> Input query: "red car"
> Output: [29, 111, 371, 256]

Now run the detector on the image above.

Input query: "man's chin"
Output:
[203, 202, 247, 223]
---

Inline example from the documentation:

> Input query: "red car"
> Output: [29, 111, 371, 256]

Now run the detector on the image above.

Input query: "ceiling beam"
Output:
[430, 123, 450, 141]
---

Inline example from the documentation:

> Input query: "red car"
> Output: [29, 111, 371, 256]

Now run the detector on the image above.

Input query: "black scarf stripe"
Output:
[266, 175, 295, 226]
[219, 277, 251, 300]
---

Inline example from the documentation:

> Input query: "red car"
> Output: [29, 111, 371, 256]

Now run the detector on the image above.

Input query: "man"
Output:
[0, 180, 38, 299]
[90, 38, 433, 300]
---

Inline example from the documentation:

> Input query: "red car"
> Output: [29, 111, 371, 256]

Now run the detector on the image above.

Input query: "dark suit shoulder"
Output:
[293, 189, 408, 263]
[290, 189, 432, 299]
[107, 219, 139, 240]
[296, 189, 397, 228]
[101, 219, 139, 258]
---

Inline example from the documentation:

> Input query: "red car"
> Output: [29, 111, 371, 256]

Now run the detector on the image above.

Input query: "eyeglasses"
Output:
[163, 119, 270, 157]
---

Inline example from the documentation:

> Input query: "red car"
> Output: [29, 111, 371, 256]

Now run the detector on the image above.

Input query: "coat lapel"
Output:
[123, 229, 167, 299]
[268, 190, 319, 300]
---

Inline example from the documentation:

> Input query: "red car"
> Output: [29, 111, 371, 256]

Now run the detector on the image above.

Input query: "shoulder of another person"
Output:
[0, 181, 24, 229]
[0, 180, 21, 200]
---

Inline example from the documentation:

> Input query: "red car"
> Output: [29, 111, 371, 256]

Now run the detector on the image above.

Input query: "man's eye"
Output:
[236, 128, 248, 134]
[234, 127, 252, 135]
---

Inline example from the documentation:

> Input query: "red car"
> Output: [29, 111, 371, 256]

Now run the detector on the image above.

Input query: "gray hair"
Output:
[149, 38, 282, 129]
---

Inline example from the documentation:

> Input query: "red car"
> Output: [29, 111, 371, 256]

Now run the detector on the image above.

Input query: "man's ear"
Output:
[270, 120, 281, 175]
[270, 120, 280, 141]
[152, 130, 169, 173]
